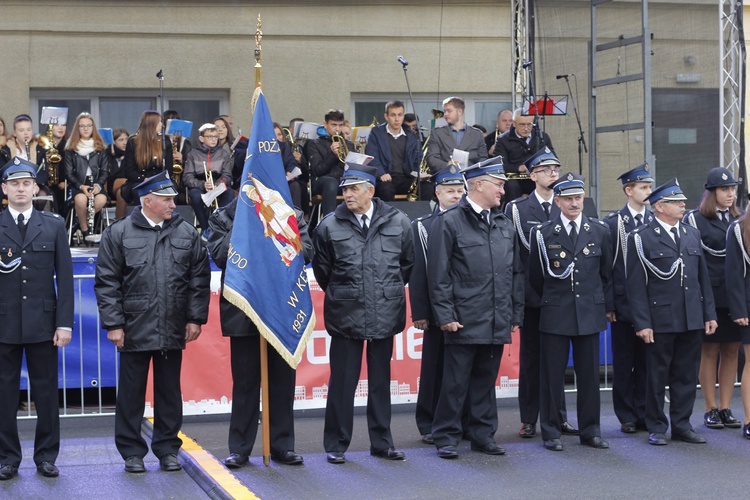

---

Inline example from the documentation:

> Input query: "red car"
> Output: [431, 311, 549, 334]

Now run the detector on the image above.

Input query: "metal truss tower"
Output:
[720, 0, 744, 179]
[511, 0, 530, 110]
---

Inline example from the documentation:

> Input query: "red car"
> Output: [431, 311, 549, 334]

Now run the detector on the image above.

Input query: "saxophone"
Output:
[38, 123, 62, 186]
[407, 135, 432, 201]
[171, 135, 183, 188]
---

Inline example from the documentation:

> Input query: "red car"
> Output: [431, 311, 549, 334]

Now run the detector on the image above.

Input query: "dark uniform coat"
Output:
[529, 215, 614, 336]
[312, 198, 414, 339]
[409, 208, 439, 324]
[94, 207, 210, 351]
[725, 220, 750, 321]
[0, 209, 73, 343]
[428, 196, 524, 344]
[626, 221, 716, 334]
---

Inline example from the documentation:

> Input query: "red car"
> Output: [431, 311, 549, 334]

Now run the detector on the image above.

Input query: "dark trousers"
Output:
[115, 350, 183, 460]
[540, 332, 601, 440]
[644, 330, 702, 435]
[415, 325, 444, 435]
[374, 174, 432, 201]
[324, 336, 394, 453]
[611, 320, 647, 425]
[188, 187, 234, 230]
[518, 307, 567, 425]
[312, 177, 340, 217]
[432, 344, 504, 448]
[0, 341, 59, 466]
[228, 336, 296, 456]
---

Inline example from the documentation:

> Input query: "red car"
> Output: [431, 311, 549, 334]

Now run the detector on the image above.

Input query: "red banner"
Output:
[146, 270, 520, 416]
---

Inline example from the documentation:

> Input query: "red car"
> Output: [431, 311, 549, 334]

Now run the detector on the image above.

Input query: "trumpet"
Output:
[332, 134, 348, 163]
[506, 172, 531, 180]
[203, 161, 219, 210]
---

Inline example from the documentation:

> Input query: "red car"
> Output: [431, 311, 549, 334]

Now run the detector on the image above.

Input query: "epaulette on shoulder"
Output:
[631, 225, 646, 234]
[415, 212, 434, 223]
[508, 195, 529, 205]
[604, 210, 620, 219]
[39, 211, 62, 219]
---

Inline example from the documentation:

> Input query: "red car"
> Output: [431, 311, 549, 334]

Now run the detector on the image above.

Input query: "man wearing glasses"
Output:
[625, 179, 717, 446]
[427, 156, 524, 459]
[182, 123, 234, 230]
[494, 108, 555, 204]
[505, 148, 579, 440]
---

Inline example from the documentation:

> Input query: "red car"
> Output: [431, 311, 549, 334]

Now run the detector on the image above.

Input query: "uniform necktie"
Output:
[480, 209, 490, 225]
[541, 202, 551, 221]
[569, 220, 578, 246]
[17, 213, 26, 240]
[154, 224, 162, 231]
[635, 213, 643, 226]
[361, 214, 368, 237]
[719, 210, 729, 225]
[670, 227, 680, 248]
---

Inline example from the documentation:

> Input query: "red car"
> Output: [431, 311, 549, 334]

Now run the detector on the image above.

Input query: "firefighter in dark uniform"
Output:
[505, 147, 578, 439]
[312, 164, 414, 465]
[0, 158, 73, 480]
[603, 164, 654, 434]
[626, 178, 717, 446]
[529, 172, 614, 452]
[684, 167, 743, 430]
[411, 165, 465, 445]
[428, 156, 525, 459]
[206, 198, 312, 468]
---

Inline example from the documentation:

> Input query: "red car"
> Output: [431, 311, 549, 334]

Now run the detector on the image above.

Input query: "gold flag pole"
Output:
[253, 14, 272, 468]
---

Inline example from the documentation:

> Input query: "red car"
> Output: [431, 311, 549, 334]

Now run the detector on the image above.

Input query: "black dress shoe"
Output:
[719, 408, 742, 428]
[544, 439, 563, 451]
[620, 422, 637, 434]
[326, 452, 345, 464]
[581, 436, 609, 449]
[672, 430, 707, 444]
[37, 461, 59, 477]
[743, 422, 750, 439]
[471, 442, 506, 455]
[0, 464, 18, 480]
[124, 456, 146, 473]
[437, 445, 458, 459]
[421, 434, 434, 445]
[561, 422, 579, 435]
[371, 447, 405, 460]
[159, 453, 182, 471]
[519, 423, 536, 438]
[224, 453, 249, 469]
[648, 433, 667, 446]
[704, 408, 724, 429]
[271, 450, 303, 465]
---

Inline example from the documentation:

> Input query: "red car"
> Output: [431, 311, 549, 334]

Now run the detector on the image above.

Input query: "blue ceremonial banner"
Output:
[222, 91, 314, 368]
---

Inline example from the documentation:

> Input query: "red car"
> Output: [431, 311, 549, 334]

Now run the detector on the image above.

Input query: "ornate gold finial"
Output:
[255, 14, 262, 62]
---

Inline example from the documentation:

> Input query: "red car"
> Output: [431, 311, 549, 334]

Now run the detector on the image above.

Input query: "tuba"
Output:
[38, 124, 62, 186]
[332, 134, 349, 163]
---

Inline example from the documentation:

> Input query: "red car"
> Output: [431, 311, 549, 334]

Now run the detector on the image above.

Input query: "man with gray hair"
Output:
[494, 108, 555, 203]
[313, 164, 414, 465]
[95, 171, 210, 473]
[427, 156, 524, 459]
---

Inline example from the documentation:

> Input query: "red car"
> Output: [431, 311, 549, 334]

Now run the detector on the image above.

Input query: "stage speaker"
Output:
[388, 200, 433, 221]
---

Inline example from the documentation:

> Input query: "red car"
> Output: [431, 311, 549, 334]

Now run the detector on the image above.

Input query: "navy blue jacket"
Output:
[626, 220, 716, 333]
[505, 193, 560, 309]
[683, 208, 741, 309]
[0, 209, 73, 343]
[725, 220, 750, 320]
[529, 214, 614, 336]
[409, 207, 440, 323]
[603, 205, 653, 323]
[365, 123, 422, 178]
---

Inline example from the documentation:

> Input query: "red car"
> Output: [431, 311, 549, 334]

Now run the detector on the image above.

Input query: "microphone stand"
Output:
[399, 57, 422, 201]
[561, 75, 587, 175]
[525, 61, 545, 155]
[156, 69, 165, 170]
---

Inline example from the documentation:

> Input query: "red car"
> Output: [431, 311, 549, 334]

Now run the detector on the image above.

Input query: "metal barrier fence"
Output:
[19, 273, 119, 420]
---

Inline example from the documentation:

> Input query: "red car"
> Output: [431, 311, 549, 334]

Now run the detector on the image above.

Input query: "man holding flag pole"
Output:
[217, 16, 315, 467]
